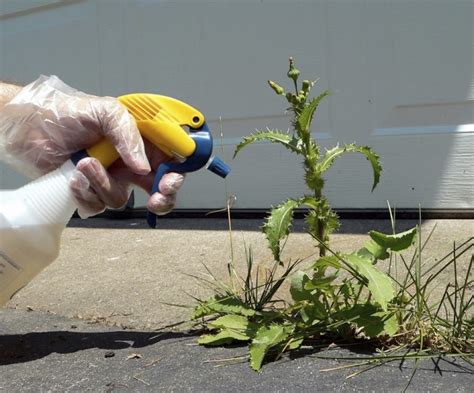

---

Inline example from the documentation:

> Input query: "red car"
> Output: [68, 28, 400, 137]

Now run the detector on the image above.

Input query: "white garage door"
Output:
[1, 0, 473, 210]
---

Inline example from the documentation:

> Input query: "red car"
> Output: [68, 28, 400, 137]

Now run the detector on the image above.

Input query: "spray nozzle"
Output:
[207, 156, 230, 178]
[145, 121, 230, 228]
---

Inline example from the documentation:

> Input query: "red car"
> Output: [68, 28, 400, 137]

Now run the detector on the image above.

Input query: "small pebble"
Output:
[104, 351, 115, 358]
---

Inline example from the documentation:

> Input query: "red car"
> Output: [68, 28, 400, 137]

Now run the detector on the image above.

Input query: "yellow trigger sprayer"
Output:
[0, 94, 230, 305]
[71, 94, 230, 227]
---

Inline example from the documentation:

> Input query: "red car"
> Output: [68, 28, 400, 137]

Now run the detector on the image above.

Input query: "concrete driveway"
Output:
[5, 217, 472, 330]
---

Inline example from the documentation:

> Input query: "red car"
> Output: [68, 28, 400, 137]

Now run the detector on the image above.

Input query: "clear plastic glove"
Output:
[0, 75, 184, 217]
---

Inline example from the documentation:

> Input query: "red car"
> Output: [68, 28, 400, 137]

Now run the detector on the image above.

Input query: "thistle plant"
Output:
[192, 59, 472, 376]
[234, 57, 382, 257]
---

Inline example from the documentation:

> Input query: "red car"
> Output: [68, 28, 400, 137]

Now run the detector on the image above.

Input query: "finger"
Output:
[147, 192, 177, 216]
[75, 194, 105, 219]
[110, 166, 185, 195]
[91, 97, 151, 175]
[159, 173, 185, 196]
[76, 157, 130, 209]
[69, 170, 106, 217]
[106, 139, 176, 192]
[107, 165, 154, 194]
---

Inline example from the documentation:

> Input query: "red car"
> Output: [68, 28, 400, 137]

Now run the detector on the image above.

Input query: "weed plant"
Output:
[192, 59, 473, 378]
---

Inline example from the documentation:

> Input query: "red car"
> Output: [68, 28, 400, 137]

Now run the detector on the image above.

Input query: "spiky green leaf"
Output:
[305, 272, 338, 292]
[305, 210, 320, 239]
[340, 280, 361, 303]
[336, 304, 398, 337]
[263, 199, 300, 262]
[317, 144, 382, 191]
[290, 271, 312, 301]
[359, 240, 390, 260]
[302, 197, 340, 242]
[233, 130, 301, 158]
[360, 227, 417, 261]
[198, 329, 249, 346]
[249, 324, 292, 371]
[296, 90, 330, 134]
[343, 253, 394, 310]
[298, 195, 319, 210]
[202, 315, 257, 345]
[369, 227, 417, 252]
[313, 255, 343, 270]
[287, 337, 304, 350]
[208, 315, 252, 331]
[192, 295, 257, 319]
[300, 301, 327, 323]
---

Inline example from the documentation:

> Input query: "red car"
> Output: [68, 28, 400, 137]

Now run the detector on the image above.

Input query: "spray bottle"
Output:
[0, 94, 230, 305]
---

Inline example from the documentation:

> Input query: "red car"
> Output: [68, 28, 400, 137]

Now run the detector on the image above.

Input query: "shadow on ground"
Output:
[1, 309, 472, 392]
[286, 343, 474, 377]
[2, 327, 472, 378]
[67, 217, 422, 234]
[0, 329, 190, 366]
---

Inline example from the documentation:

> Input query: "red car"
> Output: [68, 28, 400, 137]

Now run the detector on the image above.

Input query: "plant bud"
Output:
[287, 57, 300, 82]
[268, 80, 285, 95]
[302, 80, 311, 92]
[285, 92, 293, 102]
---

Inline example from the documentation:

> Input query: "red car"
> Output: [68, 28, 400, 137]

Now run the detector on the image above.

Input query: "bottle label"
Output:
[0, 252, 22, 289]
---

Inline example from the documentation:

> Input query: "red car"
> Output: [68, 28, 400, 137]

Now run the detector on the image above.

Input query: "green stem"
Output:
[314, 188, 326, 257]
[317, 222, 326, 256]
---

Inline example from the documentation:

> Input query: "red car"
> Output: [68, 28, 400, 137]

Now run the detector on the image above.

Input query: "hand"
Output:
[0, 75, 184, 217]
[71, 141, 185, 217]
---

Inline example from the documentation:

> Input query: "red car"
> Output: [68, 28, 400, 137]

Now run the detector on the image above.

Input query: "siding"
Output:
[1, 0, 473, 209]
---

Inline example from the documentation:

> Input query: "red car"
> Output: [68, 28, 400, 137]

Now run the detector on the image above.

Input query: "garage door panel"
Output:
[1, 0, 100, 91]
[120, 1, 329, 121]
[1, 0, 472, 210]
[368, 132, 473, 209]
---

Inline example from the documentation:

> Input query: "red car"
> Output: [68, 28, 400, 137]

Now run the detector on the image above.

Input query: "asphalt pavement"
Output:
[1, 309, 472, 392]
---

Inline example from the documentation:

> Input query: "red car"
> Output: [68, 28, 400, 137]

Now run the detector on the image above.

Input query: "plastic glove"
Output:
[0, 75, 184, 217]
[70, 143, 185, 217]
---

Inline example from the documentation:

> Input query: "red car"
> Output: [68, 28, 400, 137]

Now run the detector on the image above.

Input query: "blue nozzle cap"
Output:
[207, 156, 230, 178]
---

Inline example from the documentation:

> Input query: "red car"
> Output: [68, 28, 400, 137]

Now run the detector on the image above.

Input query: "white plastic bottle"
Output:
[0, 160, 77, 305]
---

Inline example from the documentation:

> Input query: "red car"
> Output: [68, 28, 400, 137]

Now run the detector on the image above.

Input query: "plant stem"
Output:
[317, 221, 326, 256]
[314, 188, 326, 257]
